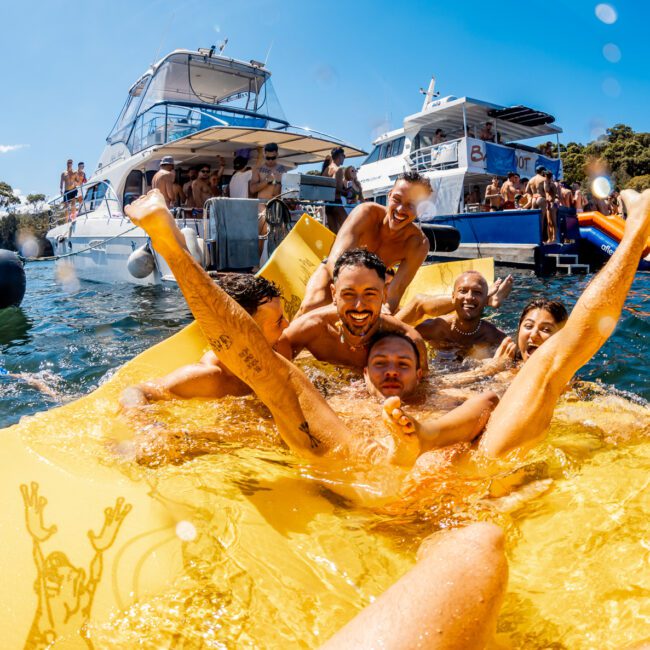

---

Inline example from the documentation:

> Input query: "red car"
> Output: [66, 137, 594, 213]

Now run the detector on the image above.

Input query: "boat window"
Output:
[107, 75, 151, 144]
[82, 181, 110, 211]
[123, 170, 144, 206]
[376, 195, 387, 206]
[363, 146, 381, 165]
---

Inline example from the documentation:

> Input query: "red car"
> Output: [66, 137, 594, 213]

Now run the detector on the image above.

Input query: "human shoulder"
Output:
[480, 320, 506, 344]
[416, 316, 449, 339]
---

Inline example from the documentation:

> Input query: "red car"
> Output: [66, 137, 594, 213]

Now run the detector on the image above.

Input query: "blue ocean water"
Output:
[0, 261, 647, 428]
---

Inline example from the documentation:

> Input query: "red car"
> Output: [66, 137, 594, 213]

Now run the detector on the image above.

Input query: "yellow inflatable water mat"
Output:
[1, 215, 648, 649]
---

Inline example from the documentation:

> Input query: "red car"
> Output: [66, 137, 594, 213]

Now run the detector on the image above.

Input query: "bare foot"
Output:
[125, 189, 187, 251]
[487, 275, 513, 309]
[381, 396, 421, 466]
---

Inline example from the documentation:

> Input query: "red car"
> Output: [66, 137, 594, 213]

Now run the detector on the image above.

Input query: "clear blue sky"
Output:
[0, 0, 648, 198]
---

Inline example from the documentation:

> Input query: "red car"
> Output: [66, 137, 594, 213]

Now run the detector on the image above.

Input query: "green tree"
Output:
[0, 213, 18, 250]
[26, 193, 46, 208]
[0, 182, 20, 211]
[626, 175, 650, 192]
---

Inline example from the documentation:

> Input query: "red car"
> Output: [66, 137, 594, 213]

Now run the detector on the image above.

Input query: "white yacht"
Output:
[47, 48, 365, 284]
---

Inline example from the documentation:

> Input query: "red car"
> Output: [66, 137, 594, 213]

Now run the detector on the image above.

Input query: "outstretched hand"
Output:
[493, 336, 516, 364]
[488, 275, 514, 309]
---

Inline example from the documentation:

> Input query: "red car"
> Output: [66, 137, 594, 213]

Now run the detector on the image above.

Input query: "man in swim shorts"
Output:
[119, 274, 288, 409]
[401, 271, 507, 358]
[60, 158, 78, 220]
[125, 186, 650, 469]
[297, 172, 431, 316]
[152, 156, 176, 208]
[500, 172, 520, 209]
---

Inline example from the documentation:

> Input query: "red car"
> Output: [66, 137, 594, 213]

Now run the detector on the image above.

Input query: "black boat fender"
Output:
[420, 224, 461, 253]
[0, 249, 26, 308]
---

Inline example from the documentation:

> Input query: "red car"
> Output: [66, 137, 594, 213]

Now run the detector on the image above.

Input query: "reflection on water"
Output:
[0, 306, 31, 346]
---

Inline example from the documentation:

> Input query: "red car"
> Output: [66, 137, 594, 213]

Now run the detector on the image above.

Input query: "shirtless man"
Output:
[500, 172, 520, 209]
[484, 176, 502, 211]
[182, 167, 199, 207]
[277, 249, 428, 371]
[573, 182, 587, 213]
[412, 271, 507, 358]
[323, 146, 348, 233]
[298, 172, 431, 316]
[119, 274, 288, 409]
[151, 156, 176, 208]
[479, 122, 495, 141]
[544, 171, 559, 243]
[526, 166, 554, 242]
[60, 159, 77, 219]
[74, 162, 87, 212]
[559, 182, 574, 208]
[190, 163, 214, 210]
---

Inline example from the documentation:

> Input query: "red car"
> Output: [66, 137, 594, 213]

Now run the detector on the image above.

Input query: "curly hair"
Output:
[333, 248, 386, 282]
[214, 273, 281, 315]
[397, 171, 433, 193]
[518, 298, 568, 328]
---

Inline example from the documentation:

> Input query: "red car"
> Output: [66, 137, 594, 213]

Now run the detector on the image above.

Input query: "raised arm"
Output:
[385, 234, 429, 313]
[125, 191, 364, 463]
[396, 293, 454, 326]
[480, 189, 650, 458]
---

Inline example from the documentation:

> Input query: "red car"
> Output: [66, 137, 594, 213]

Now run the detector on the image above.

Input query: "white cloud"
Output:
[0, 144, 29, 154]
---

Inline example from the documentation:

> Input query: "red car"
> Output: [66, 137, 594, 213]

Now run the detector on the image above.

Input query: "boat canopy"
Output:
[151, 125, 366, 166]
[107, 51, 288, 150]
[403, 97, 561, 143]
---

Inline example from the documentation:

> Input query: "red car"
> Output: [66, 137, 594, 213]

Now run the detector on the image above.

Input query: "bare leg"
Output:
[320, 522, 508, 650]
[481, 189, 650, 458]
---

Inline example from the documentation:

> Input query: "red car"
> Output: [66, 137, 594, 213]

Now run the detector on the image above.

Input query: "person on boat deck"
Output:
[544, 170, 559, 243]
[479, 121, 495, 141]
[297, 172, 431, 316]
[343, 166, 363, 204]
[322, 146, 348, 233]
[190, 162, 216, 210]
[398, 270, 508, 359]
[526, 166, 551, 239]
[227, 156, 253, 199]
[464, 185, 481, 206]
[123, 185, 650, 470]
[170, 169, 186, 208]
[500, 171, 520, 209]
[151, 156, 176, 208]
[433, 128, 445, 144]
[182, 167, 199, 207]
[74, 162, 87, 211]
[485, 176, 502, 211]
[60, 158, 78, 219]
[119, 274, 288, 409]
[573, 182, 587, 213]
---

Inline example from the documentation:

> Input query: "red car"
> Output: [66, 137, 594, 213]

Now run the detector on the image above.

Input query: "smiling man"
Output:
[415, 271, 506, 357]
[297, 172, 431, 316]
[276, 249, 428, 371]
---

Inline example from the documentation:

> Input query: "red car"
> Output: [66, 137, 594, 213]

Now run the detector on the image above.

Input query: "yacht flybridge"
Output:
[47, 48, 366, 284]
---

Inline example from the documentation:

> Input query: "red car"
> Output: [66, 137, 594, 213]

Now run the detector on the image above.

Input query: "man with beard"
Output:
[413, 271, 506, 358]
[276, 248, 428, 371]
[297, 172, 431, 316]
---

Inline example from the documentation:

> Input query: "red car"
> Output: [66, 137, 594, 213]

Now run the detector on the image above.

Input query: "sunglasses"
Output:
[200, 169, 210, 173]
[265, 156, 277, 161]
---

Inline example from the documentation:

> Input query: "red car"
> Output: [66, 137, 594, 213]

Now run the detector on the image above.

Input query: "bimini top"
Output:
[102, 48, 365, 164]
[403, 96, 562, 143]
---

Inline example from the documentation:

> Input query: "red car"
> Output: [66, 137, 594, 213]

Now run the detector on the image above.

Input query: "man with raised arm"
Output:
[297, 172, 431, 316]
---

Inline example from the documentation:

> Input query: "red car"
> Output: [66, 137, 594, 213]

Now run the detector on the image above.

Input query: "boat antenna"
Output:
[264, 40, 274, 66]
[152, 11, 175, 65]
[419, 76, 439, 111]
[218, 38, 228, 55]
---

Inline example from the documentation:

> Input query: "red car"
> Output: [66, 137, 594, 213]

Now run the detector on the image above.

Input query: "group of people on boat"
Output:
[59, 158, 87, 220]
[120, 174, 650, 648]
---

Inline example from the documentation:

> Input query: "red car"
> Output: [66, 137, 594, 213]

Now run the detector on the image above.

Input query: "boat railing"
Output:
[47, 180, 121, 228]
[408, 138, 463, 173]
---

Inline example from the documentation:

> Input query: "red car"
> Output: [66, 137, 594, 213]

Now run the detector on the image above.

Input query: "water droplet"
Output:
[592, 176, 612, 199]
[602, 77, 621, 97]
[598, 315, 616, 337]
[175, 520, 197, 542]
[315, 239, 323, 250]
[602, 43, 621, 63]
[595, 3, 617, 24]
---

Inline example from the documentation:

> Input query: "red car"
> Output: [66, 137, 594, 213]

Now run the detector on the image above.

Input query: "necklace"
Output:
[451, 320, 481, 337]
[335, 320, 369, 351]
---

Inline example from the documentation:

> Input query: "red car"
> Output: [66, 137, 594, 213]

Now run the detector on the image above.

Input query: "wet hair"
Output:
[368, 331, 420, 369]
[396, 171, 433, 193]
[214, 273, 280, 316]
[264, 142, 279, 153]
[518, 298, 568, 329]
[233, 156, 247, 171]
[333, 248, 386, 282]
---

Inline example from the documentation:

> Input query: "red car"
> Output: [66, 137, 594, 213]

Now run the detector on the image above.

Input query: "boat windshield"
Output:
[107, 53, 287, 152]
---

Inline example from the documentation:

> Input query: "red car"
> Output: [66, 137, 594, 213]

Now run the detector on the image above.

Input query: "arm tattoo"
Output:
[299, 421, 321, 449]
[238, 347, 262, 374]
[208, 334, 233, 353]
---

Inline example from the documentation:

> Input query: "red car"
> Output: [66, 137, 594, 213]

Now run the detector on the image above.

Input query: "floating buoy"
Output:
[127, 244, 155, 279]
[181, 227, 204, 264]
[0, 250, 26, 308]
